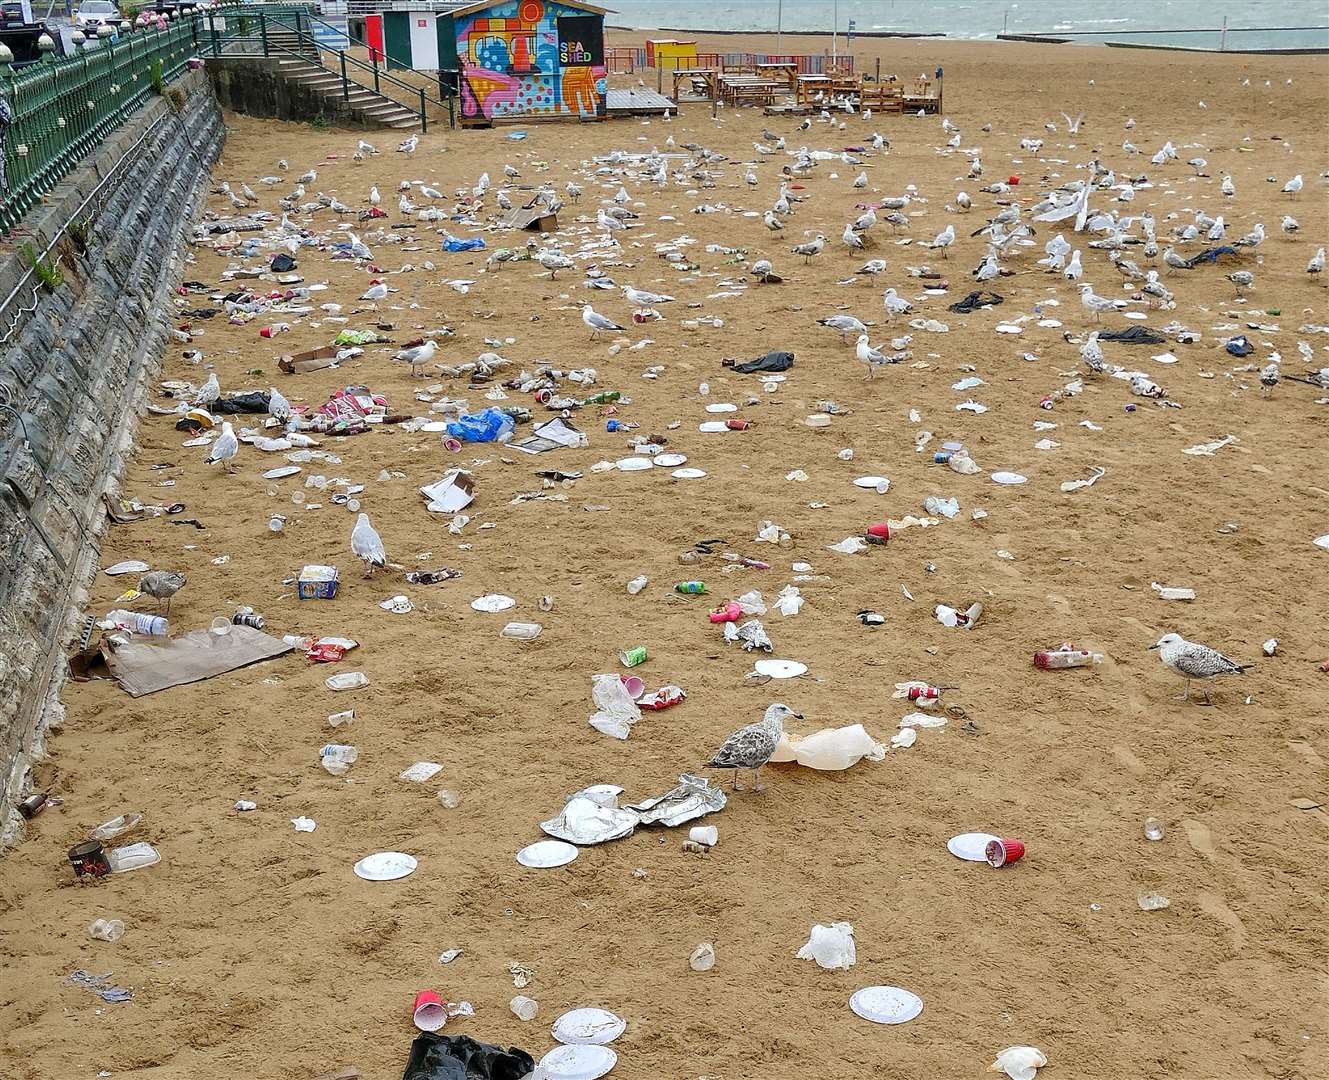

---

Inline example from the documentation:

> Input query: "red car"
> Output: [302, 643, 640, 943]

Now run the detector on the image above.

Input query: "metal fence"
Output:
[0, 4, 312, 235]
[605, 46, 854, 75]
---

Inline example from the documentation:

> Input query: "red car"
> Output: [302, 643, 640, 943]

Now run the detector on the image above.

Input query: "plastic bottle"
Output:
[283, 634, 314, 651]
[626, 575, 648, 595]
[582, 390, 621, 405]
[106, 610, 169, 636]
[1143, 817, 1165, 841]
[510, 995, 539, 1021]
[1033, 647, 1103, 670]
[320, 744, 358, 775]
[437, 790, 460, 809]
[499, 622, 542, 640]
[675, 581, 706, 595]
[268, 514, 286, 533]
[88, 918, 124, 942]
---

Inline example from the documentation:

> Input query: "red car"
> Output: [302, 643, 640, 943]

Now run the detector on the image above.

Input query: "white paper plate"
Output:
[421, 421, 448, 432]
[616, 456, 654, 472]
[1151, 352, 1179, 364]
[263, 465, 302, 480]
[704, 403, 737, 413]
[994, 323, 1023, 335]
[1037, 318, 1062, 328]
[354, 851, 417, 881]
[182, 435, 212, 448]
[1123, 311, 1148, 321]
[853, 476, 891, 492]
[653, 453, 687, 467]
[552, 1008, 626, 1046]
[672, 468, 707, 479]
[471, 594, 517, 612]
[753, 658, 807, 679]
[537, 1044, 617, 1080]
[760, 374, 787, 383]
[849, 986, 923, 1025]
[991, 471, 1027, 485]
[104, 560, 150, 576]
[947, 832, 1000, 861]
[517, 840, 579, 868]
[698, 421, 729, 433]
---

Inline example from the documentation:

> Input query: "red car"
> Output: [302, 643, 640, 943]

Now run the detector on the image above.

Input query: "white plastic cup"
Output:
[689, 825, 718, 847]
[88, 918, 124, 942]
[510, 995, 538, 1021]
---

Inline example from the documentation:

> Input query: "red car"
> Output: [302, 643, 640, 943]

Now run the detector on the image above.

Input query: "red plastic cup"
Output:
[985, 838, 1025, 868]
[1008, 175, 1020, 185]
[443, 438, 462, 452]
[259, 326, 274, 338]
[866, 522, 890, 541]
[620, 674, 645, 699]
[413, 990, 447, 1032]
[725, 418, 751, 431]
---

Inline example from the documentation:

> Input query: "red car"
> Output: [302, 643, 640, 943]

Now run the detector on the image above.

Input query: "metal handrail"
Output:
[207, 8, 456, 129]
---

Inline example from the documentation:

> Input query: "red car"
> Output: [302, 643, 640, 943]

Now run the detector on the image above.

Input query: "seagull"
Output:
[356, 139, 379, 155]
[393, 338, 438, 378]
[855, 258, 887, 282]
[1228, 270, 1254, 297]
[1282, 174, 1303, 195]
[1234, 223, 1265, 248]
[855, 334, 893, 379]
[369, 185, 380, 206]
[763, 211, 784, 232]
[817, 313, 868, 341]
[1142, 270, 1173, 307]
[704, 703, 802, 792]
[1079, 284, 1116, 321]
[853, 207, 877, 233]
[1080, 330, 1105, 373]
[852, 171, 867, 189]
[565, 181, 582, 203]
[882, 288, 912, 318]
[582, 304, 624, 338]
[206, 421, 238, 474]
[1163, 246, 1190, 273]
[1220, 174, 1235, 197]
[955, 191, 972, 211]
[1064, 251, 1083, 281]
[351, 513, 386, 577]
[622, 285, 675, 307]
[538, 250, 574, 278]
[1149, 633, 1249, 705]
[842, 222, 866, 250]
[268, 386, 291, 422]
[194, 372, 220, 408]
[1309, 247, 1325, 274]
[360, 280, 388, 301]
[931, 224, 955, 257]
[1281, 215, 1299, 235]
[397, 134, 419, 154]
[1260, 362, 1280, 395]
[791, 234, 825, 263]
[137, 570, 185, 614]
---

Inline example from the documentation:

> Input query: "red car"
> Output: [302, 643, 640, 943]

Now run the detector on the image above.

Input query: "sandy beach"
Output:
[1, 33, 1327, 1080]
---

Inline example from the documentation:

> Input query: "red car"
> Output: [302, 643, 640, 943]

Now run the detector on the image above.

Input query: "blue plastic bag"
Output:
[443, 236, 487, 253]
[446, 408, 514, 443]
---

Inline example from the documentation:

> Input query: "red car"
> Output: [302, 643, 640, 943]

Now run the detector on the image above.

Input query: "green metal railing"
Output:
[0, 13, 213, 234]
[203, 7, 456, 132]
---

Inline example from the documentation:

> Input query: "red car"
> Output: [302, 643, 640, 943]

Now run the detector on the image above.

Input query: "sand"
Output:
[1, 34, 1327, 1080]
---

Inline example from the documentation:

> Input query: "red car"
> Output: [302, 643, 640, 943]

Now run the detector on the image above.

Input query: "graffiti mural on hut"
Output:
[457, 0, 606, 121]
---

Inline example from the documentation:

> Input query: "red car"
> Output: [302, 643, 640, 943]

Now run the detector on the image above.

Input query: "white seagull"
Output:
[393, 339, 438, 378]
[931, 224, 956, 256]
[351, 513, 387, 577]
[1149, 633, 1249, 705]
[582, 304, 625, 338]
[206, 421, 239, 474]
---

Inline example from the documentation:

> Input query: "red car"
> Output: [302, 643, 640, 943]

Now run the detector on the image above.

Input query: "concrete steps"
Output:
[274, 58, 421, 128]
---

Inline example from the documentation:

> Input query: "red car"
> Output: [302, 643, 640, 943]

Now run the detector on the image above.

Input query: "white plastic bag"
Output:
[736, 590, 767, 615]
[588, 674, 641, 740]
[770, 724, 885, 770]
[795, 922, 856, 970]
[772, 584, 803, 617]
[990, 1046, 1047, 1080]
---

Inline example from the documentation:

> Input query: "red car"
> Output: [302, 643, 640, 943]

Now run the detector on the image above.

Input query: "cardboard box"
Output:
[298, 565, 340, 600]
[280, 346, 341, 375]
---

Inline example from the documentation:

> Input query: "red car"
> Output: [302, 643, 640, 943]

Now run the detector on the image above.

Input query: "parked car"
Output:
[74, 0, 120, 29]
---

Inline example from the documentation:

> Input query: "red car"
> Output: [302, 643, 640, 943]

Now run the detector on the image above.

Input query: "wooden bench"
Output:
[672, 66, 718, 100]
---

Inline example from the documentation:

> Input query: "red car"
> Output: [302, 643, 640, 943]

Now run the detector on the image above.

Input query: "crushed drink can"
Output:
[232, 612, 266, 630]
[725, 418, 751, 431]
[619, 645, 648, 667]
[906, 685, 941, 701]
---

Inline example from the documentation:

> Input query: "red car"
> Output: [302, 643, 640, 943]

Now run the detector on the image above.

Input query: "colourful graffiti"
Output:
[457, 0, 606, 122]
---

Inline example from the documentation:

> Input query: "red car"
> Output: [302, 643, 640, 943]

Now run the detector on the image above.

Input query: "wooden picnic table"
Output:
[755, 61, 797, 89]
[795, 73, 831, 108]
[718, 74, 781, 106]
[672, 66, 719, 99]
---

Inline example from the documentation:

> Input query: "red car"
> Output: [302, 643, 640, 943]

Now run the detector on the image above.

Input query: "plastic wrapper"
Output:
[588, 673, 641, 739]
[770, 723, 885, 770]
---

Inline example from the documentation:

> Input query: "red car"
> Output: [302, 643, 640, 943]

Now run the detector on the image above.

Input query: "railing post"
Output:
[260, 13, 269, 57]
[419, 87, 426, 132]
[372, 49, 379, 93]
[339, 50, 348, 100]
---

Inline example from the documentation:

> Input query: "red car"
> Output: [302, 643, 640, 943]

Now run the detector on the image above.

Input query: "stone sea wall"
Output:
[0, 68, 224, 843]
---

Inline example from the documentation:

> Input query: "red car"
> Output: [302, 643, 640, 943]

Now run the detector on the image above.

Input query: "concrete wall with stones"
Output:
[207, 56, 375, 128]
[0, 69, 224, 844]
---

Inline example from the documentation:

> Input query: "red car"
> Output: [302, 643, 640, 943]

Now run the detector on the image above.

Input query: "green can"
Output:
[583, 390, 621, 405]
[619, 645, 648, 667]
[675, 581, 707, 594]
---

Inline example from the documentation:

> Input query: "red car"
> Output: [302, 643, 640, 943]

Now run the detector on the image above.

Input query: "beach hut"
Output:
[443, 0, 610, 125]
[362, 10, 450, 72]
